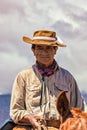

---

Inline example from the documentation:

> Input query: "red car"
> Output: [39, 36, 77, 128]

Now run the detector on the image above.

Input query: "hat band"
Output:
[33, 36, 56, 41]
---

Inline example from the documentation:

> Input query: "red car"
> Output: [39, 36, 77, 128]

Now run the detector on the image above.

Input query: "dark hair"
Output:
[31, 44, 36, 49]
[31, 44, 57, 49]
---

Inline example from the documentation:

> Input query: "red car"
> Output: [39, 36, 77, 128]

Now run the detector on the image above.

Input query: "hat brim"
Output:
[23, 36, 66, 47]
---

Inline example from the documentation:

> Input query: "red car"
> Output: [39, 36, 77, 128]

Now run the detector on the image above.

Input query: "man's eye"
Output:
[36, 46, 53, 50]
[47, 47, 51, 49]
[37, 47, 43, 50]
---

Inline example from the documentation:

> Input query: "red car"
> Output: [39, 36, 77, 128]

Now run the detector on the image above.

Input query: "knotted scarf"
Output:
[36, 59, 59, 77]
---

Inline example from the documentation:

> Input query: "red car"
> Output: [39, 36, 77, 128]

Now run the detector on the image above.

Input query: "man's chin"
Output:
[39, 61, 52, 67]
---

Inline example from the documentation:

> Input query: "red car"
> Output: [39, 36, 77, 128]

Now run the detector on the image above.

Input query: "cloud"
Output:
[0, 0, 87, 94]
[0, 0, 25, 15]
[0, 51, 32, 94]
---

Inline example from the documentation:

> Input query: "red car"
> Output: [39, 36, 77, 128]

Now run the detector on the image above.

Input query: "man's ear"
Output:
[54, 46, 58, 54]
[31, 47, 35, 56]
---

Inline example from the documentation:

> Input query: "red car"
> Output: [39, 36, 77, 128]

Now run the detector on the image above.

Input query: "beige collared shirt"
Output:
[10, 65, 84, 123]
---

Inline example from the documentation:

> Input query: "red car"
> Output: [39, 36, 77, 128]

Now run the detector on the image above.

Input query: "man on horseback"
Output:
[9, 30, 84, 130]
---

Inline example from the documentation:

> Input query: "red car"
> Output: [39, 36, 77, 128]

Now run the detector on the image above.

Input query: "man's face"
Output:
[32, 45, 58, 67]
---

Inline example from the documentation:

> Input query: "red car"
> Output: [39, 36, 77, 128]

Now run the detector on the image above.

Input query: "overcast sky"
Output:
[0, 0, 87, 94]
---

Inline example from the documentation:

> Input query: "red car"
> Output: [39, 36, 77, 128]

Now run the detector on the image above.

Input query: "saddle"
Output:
[12, 125, 59, 130]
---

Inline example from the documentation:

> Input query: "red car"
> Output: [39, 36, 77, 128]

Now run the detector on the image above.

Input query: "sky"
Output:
[0, 0, 87, 94]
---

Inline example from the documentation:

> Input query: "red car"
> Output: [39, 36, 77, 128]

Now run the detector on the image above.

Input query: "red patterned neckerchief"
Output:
[36, 59, 59, 77]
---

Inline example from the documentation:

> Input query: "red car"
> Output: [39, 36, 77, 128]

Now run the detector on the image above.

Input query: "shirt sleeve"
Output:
[70, 76, 84, 110]
[10, 73, 29, 123]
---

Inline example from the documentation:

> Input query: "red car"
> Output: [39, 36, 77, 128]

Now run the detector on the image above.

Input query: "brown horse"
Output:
[56, 91, 87, 130]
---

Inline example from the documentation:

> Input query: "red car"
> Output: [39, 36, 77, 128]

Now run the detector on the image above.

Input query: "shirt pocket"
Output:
[26, 82, 41, 107]
[54, 83, 70, 103]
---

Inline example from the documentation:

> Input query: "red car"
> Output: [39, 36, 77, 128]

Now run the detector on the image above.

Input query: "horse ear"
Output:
[56, 91, 71, 122]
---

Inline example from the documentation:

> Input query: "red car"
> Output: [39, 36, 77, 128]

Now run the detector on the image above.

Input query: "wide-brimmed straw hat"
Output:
[23, 30, 66, 47]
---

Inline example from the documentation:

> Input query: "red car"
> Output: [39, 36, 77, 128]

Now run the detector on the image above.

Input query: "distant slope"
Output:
[0, 94, 11, 127]
[82, 91, 87, 103]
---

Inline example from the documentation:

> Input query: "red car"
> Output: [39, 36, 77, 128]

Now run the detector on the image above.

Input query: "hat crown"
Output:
[23, 30, 66, 47]
[33, 30, 56, 38]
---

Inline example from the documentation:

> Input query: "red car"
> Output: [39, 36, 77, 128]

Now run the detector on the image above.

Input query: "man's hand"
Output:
[19, 114, 46, 129]
[28, 115, 40, 128]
